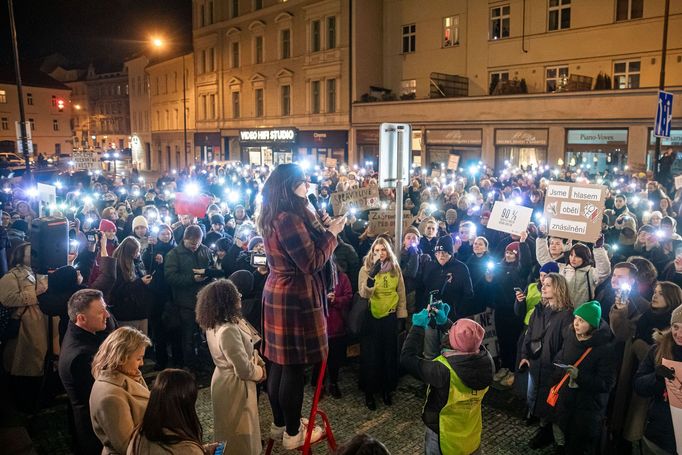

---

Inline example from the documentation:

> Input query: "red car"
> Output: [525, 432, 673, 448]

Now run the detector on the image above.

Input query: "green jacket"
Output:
[164, 243, 213, 310]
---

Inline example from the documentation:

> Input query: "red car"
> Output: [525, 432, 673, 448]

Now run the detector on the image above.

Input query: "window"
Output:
[208, 1, 214, 24]
[232, 42, 240, 68]
[327, 16, 337, 49]
[231, 0, 239, 18]
[209, 94, 216, 119]
[28, 118, 35, 130]
[281, 85, 291, 116]
[281, 29, 291, 59]
[255, 88, 264, 117]
[311, 80, 321, 114]
[254, 0, 262, 10]
[1, 117, 8, 130]
[489, 71, 510, 94]
[548, 0, 571, 31]
[254, 36, 264, 64]
[55, 144, 61, 154]
[402, 24, 416, 53]
[545, 65, 569, 92]
[27, 93, 33, 105]
[232, 92, 240, 118]
[614, 60, 641, 89]
[617, 0, 643, 21]
[165, 110, 170, 129]
[326, 79, 336, 113]
[0, 89, 6, 103]
[443, 16, 459, 47]
[200, 4, 205, 27]
[311, 20, 321, 52]
[490, 5, 510, 39]
[51, 95, 56, 107]
[205, 48, 215, 72]
[401, 79, 417, 96]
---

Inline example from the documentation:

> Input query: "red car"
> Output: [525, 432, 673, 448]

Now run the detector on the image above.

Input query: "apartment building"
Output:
[352, 0, 682, 173]
[146, 53, 196, 171]
[125, 56, 153, 170]
[192, 0, 350, 166]
[0, 66, 72, 157]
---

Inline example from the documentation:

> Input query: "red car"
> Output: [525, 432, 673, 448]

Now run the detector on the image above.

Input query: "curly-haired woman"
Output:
[196, 279, 265, 455]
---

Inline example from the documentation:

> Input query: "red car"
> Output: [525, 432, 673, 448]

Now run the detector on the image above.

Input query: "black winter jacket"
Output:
[420, 256, 474, 318]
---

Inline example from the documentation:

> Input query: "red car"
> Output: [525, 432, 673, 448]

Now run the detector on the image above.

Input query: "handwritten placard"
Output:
[487, 201, 533, 235]
[330, 186, 380, 215]
[544, 181, 607, 242]
[675, 175, 682, 190]
[447, 154, 460, 170]
[366, 210, 414, 236]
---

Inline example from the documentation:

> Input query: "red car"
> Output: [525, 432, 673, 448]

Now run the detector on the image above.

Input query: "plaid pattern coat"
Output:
[262, 212, 337, 365]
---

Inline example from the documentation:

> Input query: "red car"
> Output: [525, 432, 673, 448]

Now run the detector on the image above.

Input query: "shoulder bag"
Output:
[547, 347, 592, 407]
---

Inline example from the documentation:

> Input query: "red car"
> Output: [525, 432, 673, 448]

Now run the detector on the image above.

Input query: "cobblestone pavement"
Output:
[26, 359, 557, 455]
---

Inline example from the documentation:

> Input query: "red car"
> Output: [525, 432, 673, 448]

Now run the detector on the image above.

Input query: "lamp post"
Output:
[7, 0, 30, 178]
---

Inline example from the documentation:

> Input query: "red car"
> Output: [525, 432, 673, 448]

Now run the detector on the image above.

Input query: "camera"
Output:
[86, 229, 102, 243]
[250, 252, 267, 267]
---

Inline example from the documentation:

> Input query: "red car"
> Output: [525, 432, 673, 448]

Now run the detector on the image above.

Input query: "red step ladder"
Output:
[264, 357, 337, 455]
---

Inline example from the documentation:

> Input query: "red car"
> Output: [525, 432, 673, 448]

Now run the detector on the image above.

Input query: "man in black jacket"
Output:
[57, 289, 110, 455]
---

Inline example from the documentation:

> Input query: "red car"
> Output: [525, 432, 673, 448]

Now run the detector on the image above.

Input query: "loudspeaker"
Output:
[31, 216, 68, 274]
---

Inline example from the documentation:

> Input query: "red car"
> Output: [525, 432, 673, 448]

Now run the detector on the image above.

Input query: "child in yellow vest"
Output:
[401, 311, 494, 455]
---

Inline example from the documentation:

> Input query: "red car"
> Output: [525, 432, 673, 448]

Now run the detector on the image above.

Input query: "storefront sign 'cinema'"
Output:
[544, 182, 607, 242]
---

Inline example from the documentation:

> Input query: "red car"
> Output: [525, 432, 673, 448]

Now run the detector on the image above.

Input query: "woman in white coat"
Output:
[557, 241, 611, 307]
[196, 279, 265, 455]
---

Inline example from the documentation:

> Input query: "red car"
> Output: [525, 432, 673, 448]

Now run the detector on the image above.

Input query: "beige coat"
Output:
[0, 266, 47, 376]
[207, 319, 264, 455]
[90, 369, 150, 455]
[126, 430, 205, 455]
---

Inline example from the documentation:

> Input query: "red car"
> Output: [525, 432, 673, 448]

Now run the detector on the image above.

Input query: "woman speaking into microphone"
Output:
[257, 163, 346, 450]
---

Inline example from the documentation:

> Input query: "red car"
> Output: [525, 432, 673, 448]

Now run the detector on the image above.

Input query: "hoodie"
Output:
[400, 324, 494, 434]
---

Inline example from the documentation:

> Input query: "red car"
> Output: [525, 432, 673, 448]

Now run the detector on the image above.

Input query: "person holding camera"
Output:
[87, 219, 119, 286]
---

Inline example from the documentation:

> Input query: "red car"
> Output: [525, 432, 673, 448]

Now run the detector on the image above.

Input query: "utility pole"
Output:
[7, 0, 31, 177]
[654, 0, 670, 180]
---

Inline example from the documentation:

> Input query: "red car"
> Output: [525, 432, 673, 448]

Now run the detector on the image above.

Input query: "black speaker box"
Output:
[31, 216, 69, 274]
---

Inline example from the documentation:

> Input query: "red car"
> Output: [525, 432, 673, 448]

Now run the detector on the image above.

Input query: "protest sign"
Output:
[675, 175, 682, 190]
[431, 169, 441, 178]
[447, 154, 460, 171]
[174, 193, 212, 218]
[472, 310, 499, 359]
[662, 358, 682, 453]
[325, 157, 337, 168]
[37, 183, 56, 217]
[487, 201, 533, 236]
[330, 186, 380, 215]
[71, 152, 101, 171]
[544, 181, 607, 243]
[366, 210, 414, 237]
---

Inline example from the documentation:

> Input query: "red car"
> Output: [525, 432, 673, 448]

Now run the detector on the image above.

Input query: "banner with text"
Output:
[487, 201, 533, 236]
[330, 186, 380, 215]
[366, 210, 414, 237]
[72, 152, 101, 171]
[544, 181, 607, 243]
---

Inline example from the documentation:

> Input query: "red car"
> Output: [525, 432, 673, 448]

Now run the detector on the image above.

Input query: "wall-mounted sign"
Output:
[239, 128, 298, 143]
[649, 130, 682, 146]
[566, 129, 628, 145]
[427, 129, 482, 146]
[496, 129, 548, 146]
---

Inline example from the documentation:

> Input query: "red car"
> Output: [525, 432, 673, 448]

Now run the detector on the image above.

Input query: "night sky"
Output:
[0, 0, 192, 69]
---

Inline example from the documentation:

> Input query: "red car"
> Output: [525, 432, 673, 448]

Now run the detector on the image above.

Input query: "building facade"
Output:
[147, 53, 196, 172]
[0, 67, 73, 157]
[85, 65, 131, 151]
[192, 0, 351, 167]
[125, 56, 153, 170]
[352, 0, 682, 173]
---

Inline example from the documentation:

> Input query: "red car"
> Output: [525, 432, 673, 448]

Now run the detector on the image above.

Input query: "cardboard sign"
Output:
[675, 175, 682, 190]
[330, 186, 380, 215]
[37, 183, 56, 217]
[325, 157, 337, 168]
[544, 181, 607, 242]
[487, 201, 533, 236]
[662, 358, 682, 453]
[366, 210, 414, 236]
[472, 310, 498, 359]
[431, 169, 441, 178]
[72, 152, 101, 171]
[447, 154, 460, 170]
[174, 193, 212, 218]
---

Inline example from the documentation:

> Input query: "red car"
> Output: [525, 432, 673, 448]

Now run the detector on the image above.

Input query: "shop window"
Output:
[327, 79, 336, 113]
[614, 60, 640, 89]
[53, 120, 59, 131]
[443, 15, 459, 47]
[545, 65, 569, 92]
[255, 88, 264, 118]
[232, 42, 240, 68]
[489, 71, 509, 94]
[27, 93, 33, 105]
[548, 0, 571, 31]
[254, 36, 264, 64]
[311, 20, 321, 52]
[281, 29, 291, 59]
[490, 5, 510, 40]
[327, 16, 337, 49]
[0, 90, 6, 104]
[616, 0, 643, 21]
[311, 80, 321, 114]
[401, 79, 417, 96]
[232, 91, 240, 119]
[402, 24, 416, 53]
[281, 85, 291, 116]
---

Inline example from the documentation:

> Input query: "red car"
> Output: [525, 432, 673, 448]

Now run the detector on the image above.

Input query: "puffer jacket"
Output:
[558, 247, 611, 307]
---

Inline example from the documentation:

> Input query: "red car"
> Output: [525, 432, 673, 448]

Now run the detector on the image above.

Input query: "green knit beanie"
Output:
[574, 300, 602, 328]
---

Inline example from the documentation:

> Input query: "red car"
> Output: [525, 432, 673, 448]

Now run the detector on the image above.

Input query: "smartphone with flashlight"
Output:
[250, 252, 267, 267]
[513, 287, 523, 293]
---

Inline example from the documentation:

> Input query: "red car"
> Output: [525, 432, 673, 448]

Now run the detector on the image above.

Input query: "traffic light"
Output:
[57, 99, 65, 112]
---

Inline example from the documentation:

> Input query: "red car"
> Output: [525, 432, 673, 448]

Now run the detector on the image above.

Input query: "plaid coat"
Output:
[262, 212, 337, 365]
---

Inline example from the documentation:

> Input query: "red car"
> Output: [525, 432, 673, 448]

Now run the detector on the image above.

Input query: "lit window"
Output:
[614, 60, 640, 89]
[401, 79, 417, 96]
[443, 16, 459, 47]
[546, 65, 569, 92]
[0, 90, 6, 104]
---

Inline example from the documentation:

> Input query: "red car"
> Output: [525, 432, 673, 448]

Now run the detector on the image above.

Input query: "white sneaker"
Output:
[494, 368, 509, 381]
[270, 423, 285, 439]
[282, 420, 324, 450]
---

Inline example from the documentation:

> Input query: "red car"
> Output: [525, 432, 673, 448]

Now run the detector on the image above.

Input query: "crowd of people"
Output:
[0, 155, 681, 455]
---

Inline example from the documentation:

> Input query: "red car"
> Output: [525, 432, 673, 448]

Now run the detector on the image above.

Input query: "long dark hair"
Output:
[257, 163, 310, 237]
[112, 236, 141, 282]
[135, 369, 204, 452]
